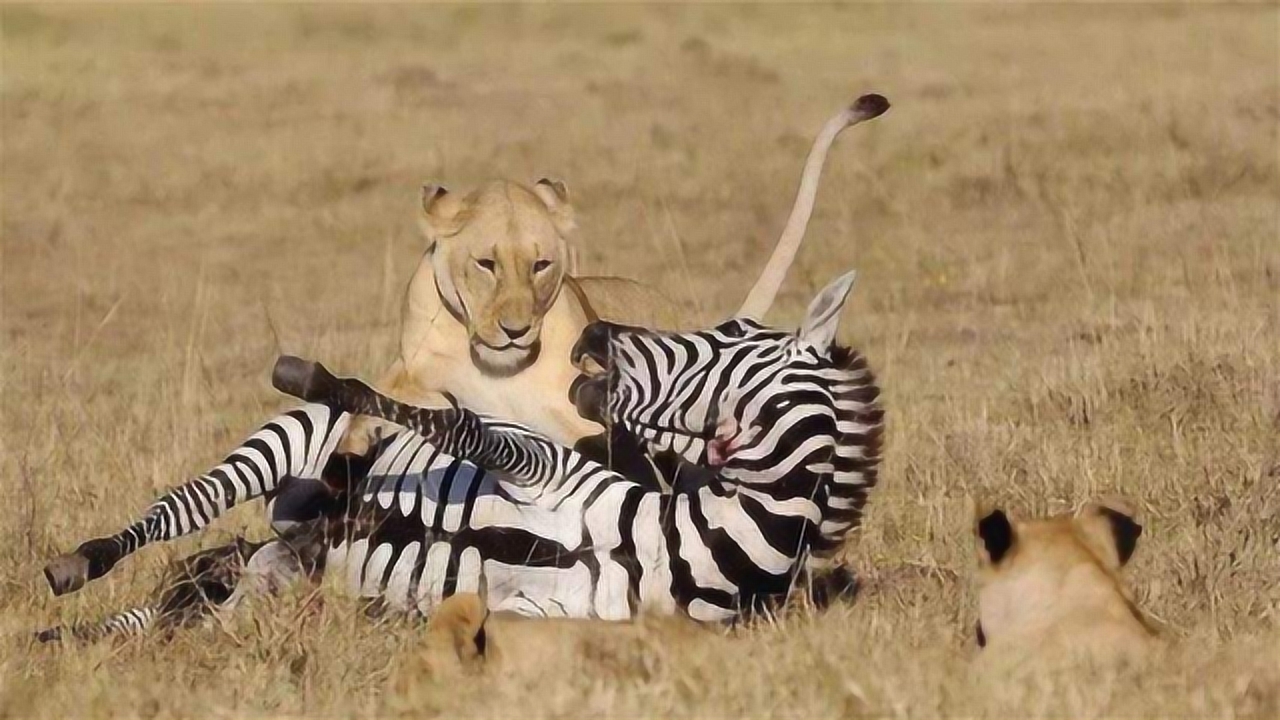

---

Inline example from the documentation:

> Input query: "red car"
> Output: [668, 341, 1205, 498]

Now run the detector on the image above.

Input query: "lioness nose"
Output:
[500, 323, 531, 341]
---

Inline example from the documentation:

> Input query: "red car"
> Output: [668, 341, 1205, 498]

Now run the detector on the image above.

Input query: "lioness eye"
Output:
[533, 259, 553, 274]
[475, 258, 496, 273]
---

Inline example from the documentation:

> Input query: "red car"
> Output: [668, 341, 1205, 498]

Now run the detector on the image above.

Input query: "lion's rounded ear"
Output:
[534, 177, 569, 205]
[425, 593, 490, 670]
[533, 178, 576, 233]
[976, 507, 1015, 565]
[419, 184, 463, 239]
[422, 184, 449, 211]
[1079, 496, 1143, 569]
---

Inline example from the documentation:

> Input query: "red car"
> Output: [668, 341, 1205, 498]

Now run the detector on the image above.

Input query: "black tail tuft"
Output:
[851, 93, 890, 121]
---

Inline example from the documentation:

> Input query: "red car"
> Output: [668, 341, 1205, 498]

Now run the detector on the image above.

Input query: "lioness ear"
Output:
[419, 184, 462, 240]
[533, 177, 576, 233]
[798, 271, 857, 353]
[422, 184, 449, 212]
[976, 508, 1015, 565]
[1079, 497, 1143, 568]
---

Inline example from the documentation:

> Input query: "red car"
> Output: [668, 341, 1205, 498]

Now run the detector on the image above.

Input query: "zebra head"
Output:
[572, 271, 874, 465]
[570, 270, 882, 556]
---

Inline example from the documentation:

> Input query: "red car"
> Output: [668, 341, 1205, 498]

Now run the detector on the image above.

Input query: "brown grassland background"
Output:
[2, 4, 1279, 718]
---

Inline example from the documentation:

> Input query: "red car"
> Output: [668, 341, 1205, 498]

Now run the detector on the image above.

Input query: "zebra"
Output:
[39, 271, 881, 637]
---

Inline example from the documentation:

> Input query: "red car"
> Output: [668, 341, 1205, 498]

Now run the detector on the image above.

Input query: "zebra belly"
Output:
[326, 444, 609, 618]
[483, 561, 599, 618]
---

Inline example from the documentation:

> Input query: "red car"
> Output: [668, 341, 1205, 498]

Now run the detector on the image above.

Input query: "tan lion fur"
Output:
[392, 593, 709, 686]
[973, 497, 1157, 671]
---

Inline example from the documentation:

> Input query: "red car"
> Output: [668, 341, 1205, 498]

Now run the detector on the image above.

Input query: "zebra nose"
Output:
[570, 374, 608, 424]
[500, 322, 531, 341]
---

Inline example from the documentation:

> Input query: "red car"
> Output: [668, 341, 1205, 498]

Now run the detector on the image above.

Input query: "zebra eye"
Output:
[718, 322, 747, 338]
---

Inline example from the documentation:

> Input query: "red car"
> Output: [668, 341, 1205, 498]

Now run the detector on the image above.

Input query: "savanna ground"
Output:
[2, 4, 1279, 718]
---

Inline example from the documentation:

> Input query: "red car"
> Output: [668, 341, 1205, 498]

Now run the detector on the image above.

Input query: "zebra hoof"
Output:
[44, 552, 90, 596]
[34, 626, 63, 644]
[272, 355, 340, 404]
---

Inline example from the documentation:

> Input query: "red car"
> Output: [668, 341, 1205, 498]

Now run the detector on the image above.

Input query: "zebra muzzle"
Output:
[570, 320, 637, 373]
[569, 374, 609, 425]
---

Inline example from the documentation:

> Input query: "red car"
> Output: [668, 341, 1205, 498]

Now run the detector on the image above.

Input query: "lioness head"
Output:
[974, 497, 1155, 666]
[421, 179, 576, 377]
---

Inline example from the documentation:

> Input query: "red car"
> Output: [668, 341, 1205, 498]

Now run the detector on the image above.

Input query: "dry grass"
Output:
[3, 4, 1279, 718]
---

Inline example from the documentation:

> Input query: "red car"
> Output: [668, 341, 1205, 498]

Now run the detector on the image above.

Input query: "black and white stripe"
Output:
[36, 607, 157, 644]
[49, 406, 348, 590]
[37, 538, 274, 643]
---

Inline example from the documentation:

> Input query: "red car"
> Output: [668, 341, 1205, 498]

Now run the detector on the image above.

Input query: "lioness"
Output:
[342, 94, 889, 454]
[339, 178, 682, 454]
[974, 497, 1157, 669]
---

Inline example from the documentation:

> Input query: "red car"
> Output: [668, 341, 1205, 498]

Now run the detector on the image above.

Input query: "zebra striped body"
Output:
[319, 415, 868, 621]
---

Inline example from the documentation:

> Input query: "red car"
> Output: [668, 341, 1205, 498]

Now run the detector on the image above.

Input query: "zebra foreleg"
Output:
[44, 536, 129, 597]
[43, 404, 351, 596]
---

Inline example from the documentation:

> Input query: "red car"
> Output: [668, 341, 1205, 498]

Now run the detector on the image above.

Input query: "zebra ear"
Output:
[798, 271, 857, 352]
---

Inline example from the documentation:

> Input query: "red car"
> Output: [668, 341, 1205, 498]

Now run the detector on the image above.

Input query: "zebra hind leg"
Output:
[35, 606, 159, 645]
[37, 537, 284, 645]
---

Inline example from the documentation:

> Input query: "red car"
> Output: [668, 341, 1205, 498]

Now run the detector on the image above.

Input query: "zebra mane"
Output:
[811, 343, 885, 557]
